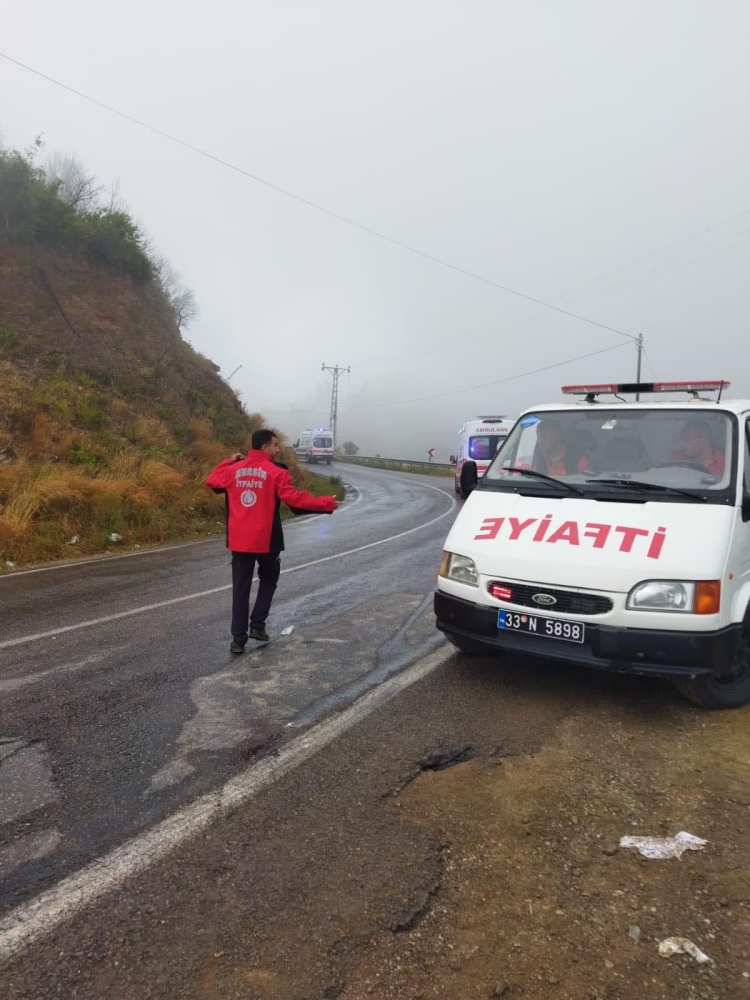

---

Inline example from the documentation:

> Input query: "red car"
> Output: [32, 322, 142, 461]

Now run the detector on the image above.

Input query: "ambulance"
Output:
[453, 416, 513, 498]
[293, 428, 334, 464]
[435, 380, 750, 709]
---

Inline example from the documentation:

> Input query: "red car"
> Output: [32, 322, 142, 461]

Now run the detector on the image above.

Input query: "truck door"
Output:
[734, 417, 750, 626]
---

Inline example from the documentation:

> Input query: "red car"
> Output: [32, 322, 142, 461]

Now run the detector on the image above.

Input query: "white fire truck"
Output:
[437, 380, 750, 709]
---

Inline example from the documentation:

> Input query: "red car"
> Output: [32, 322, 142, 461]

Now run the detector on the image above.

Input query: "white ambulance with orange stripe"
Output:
[436, 380, 750, 709]
[453, 416, 513, 498]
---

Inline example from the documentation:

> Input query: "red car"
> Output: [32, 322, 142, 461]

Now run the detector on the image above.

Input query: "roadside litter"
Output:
[280, 626, 295, 636]
[658, 937, 712, 964]
[620, 831, 707, 860]
[108, 532, 123, 543]
[67, 534, 80, 545]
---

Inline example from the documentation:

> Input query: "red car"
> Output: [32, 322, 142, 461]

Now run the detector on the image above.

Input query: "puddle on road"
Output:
[0, 738, 62, 881]
[0, 739, 58, 823]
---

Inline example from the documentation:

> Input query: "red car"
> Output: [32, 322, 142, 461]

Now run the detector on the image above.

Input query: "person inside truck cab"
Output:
[670, 419, 725, 476]
[532, 418, 593, 475]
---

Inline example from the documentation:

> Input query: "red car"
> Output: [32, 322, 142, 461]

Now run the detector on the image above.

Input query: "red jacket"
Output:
[206, 449, 336, 553]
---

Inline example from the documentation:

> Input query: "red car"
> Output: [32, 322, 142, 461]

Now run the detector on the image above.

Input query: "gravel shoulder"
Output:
[340, 666, 750, 1000]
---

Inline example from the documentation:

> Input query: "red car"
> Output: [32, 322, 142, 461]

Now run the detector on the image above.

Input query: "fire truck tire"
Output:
[673, 620, 750, 709]
[446, 633, 493, 656]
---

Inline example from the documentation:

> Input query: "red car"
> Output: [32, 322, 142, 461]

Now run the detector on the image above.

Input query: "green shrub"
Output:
[73, 398, 107, 431]
[0, 324, 29, 355]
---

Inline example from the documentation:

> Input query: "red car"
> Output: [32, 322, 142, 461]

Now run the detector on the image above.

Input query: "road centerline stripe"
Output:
[0, 478, 454, 650]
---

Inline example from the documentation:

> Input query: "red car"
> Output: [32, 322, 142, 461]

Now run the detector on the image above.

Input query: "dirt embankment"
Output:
[0, 242, 336, 566]
[339, 696, 750, 1000]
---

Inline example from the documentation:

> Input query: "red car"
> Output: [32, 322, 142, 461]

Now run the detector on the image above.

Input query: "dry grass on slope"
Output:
[0, 365, 341, 568]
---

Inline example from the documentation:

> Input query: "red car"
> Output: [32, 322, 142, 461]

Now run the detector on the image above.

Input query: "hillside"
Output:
[0, 141, 337, 567]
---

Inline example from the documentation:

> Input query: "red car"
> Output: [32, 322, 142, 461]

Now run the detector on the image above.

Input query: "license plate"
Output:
[497, 609, 585, 644]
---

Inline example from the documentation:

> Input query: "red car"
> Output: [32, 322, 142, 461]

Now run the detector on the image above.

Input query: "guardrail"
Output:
[336, 455, 454, 471]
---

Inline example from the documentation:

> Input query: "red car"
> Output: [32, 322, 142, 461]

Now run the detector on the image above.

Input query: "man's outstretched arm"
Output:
[275, 469, 337, 513]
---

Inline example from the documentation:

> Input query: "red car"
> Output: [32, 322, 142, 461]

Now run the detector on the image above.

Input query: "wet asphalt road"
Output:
[0, 463, 456, 917]
[0, 464, 699, 1000]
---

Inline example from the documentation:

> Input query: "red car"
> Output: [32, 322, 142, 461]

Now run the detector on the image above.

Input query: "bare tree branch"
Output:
[46, 152, 103, 213]
[105, 178, 127, 214]
[152, 254, 198, 330]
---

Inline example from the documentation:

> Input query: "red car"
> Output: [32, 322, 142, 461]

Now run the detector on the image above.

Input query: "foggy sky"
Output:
[2, 0, 749, 460]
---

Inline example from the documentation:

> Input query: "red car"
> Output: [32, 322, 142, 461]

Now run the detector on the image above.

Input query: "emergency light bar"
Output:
[477, 415, 506, 420]
[562, 380, 729, 400]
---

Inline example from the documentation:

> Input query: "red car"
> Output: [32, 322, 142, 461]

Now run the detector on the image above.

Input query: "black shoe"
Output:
[248, 627, 270, 642]
[230, 641, 246, 655]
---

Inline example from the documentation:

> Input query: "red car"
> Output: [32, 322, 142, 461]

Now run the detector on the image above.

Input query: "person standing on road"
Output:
[206, 429, 339, 654]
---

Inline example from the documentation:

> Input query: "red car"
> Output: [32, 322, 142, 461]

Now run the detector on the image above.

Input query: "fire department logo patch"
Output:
[240, 489, 257, 508]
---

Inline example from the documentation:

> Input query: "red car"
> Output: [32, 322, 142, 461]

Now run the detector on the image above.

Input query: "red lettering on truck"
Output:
[473, 516, 667, 559]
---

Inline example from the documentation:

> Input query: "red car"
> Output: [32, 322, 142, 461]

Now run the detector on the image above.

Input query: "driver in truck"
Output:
[533, 418, 593, 476]
[671, 419, 725, 477]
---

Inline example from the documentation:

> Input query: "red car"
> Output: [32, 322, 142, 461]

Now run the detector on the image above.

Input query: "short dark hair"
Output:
[252, 428, 278, 450]
[681, 420, 713, 442]
[538, 418, 562, 434]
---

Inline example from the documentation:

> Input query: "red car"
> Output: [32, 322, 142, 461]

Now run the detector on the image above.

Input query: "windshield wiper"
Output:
[586, 478, 707, 502]
[501, 466, 585, 496]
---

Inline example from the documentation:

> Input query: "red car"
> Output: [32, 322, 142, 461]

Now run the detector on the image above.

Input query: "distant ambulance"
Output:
[453, 416, 513, 497]
[293, 428, 334, 465]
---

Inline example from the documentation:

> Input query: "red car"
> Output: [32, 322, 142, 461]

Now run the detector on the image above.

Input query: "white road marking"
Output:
[0, 644, 453, 964]
[0, 537, 223, 580]
[0, 478, 454, 651]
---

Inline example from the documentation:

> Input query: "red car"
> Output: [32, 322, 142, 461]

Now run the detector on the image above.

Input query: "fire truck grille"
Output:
[489, 581, 613, 616]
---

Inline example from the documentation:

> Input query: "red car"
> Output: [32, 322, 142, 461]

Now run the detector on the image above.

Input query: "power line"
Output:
[1, 50, 636, 345]
[355, 218, 750, 368]
[550, 208, 750, 300]
[265, 340, 630, 415]
[584, 232, 750, 301]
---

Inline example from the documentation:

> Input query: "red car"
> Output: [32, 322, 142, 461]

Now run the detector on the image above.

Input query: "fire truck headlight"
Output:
[627, 580, 695, 612]
[439, 551, 479, 587]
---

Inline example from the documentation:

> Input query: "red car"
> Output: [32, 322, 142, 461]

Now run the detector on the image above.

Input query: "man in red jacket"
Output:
[206, 429, 339, 654]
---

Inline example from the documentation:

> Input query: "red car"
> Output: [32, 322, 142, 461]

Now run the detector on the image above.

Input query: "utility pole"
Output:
[635, 333, 643, 401]
[609, 329, 645, 400]
[321, 363, 350, 449]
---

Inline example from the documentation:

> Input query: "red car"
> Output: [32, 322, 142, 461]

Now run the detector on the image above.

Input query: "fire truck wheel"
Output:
[674, 620, 750, 709]
[446, 633, 492, 656]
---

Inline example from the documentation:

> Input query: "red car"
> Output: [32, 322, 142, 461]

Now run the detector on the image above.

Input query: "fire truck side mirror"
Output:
[460, 460, 478, 498]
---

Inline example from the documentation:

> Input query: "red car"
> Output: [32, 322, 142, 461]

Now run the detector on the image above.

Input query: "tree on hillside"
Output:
[46, 152, 102, 213]
[152, 255, 198, 330]
[104, 178, 127, 214]
[342, 440, 359, 455]
[1, 142, 154, 284]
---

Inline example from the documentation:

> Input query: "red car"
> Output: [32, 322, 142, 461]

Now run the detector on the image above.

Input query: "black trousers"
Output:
[231, 551, 281, 643]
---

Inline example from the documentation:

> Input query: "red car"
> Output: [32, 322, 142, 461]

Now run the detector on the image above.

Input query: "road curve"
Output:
[0, 463, 457, 916]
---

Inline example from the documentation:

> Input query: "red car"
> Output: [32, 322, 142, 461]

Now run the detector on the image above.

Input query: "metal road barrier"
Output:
[336, 455, 454, 471]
